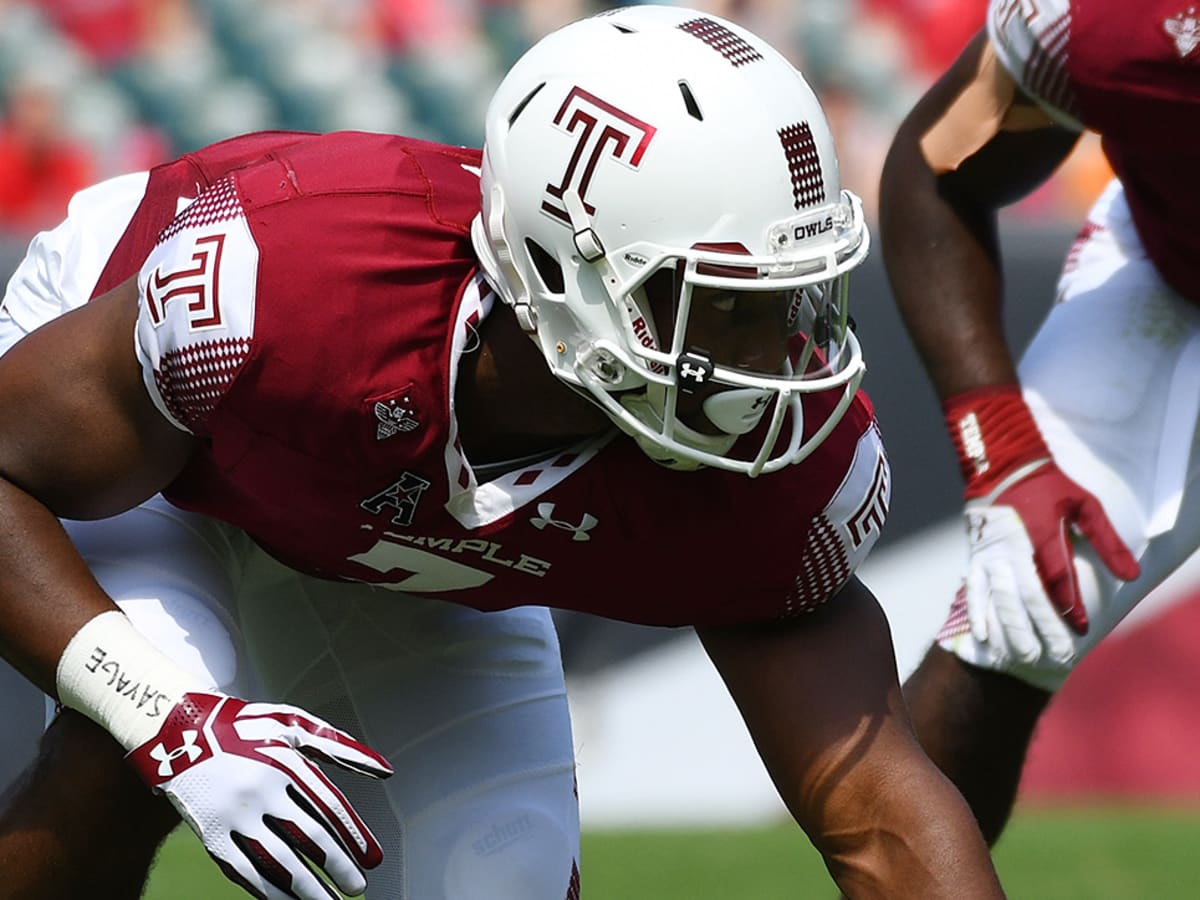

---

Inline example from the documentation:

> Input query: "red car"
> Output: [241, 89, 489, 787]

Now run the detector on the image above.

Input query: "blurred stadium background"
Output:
[3, 0, 1199, 894]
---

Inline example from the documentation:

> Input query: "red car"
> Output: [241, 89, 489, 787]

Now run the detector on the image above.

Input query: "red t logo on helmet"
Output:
[542, 87, 657, 224]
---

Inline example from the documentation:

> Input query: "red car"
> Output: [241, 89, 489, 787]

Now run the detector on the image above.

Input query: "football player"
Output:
[880, 0, 1199, 845]
[0, 6, 1002, 899]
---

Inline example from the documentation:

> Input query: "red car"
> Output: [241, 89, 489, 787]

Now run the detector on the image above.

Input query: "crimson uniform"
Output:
[936, 0, 1200, 688]
[109, 129, 890, 627]
[1, 129, 888, 898]
[989, 0, 1200, 300]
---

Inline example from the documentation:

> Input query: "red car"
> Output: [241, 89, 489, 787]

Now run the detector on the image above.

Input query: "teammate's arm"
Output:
[879, 29, 1078, 399]
[879, 30, 1138, 649]
[697, 578, 1003, 899]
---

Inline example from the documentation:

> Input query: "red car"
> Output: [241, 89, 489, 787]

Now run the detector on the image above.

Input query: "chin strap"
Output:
[561, 188, 605, 263]
[562, 188, 634, 321]
[474, 189, 538, 332]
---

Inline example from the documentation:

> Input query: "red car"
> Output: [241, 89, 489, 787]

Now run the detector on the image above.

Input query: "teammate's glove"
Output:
[127, 691, 393, 900]
[946, 386, 1139, 660]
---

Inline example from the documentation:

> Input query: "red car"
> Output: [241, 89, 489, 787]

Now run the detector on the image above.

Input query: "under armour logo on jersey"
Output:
[530, 503, 598, 542]
[149, 730, 203, 778]
[1164, 7, 1200, 57]
[374, 394, 419, 440]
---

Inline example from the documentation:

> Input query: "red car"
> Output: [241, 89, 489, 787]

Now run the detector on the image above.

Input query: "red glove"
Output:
[945, 386, 1140, 635]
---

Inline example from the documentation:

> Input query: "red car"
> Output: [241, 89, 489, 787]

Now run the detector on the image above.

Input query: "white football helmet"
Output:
[471, 4, 869, 477]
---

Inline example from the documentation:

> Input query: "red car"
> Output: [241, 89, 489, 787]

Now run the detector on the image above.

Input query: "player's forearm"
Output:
[0, 476, 123, 695]
[821, 768, 1005, 899]
[0, 477, 207, 752]
[879, 122, 1016, 401]
[770, 685, 1004, 898]
[700, 585, 1004, 897]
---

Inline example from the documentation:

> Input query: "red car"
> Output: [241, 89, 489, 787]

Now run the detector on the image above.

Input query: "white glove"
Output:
[127, 691, 393, 900]
[962, 502, 1079, 668]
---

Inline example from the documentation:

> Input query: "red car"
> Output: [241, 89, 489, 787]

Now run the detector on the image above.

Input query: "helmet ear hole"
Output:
[525, 239, 565, 294]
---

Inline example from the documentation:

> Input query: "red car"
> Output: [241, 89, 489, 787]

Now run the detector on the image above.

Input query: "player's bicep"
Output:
[0, 276, 196, 519]
[897, 30, 1080, 207]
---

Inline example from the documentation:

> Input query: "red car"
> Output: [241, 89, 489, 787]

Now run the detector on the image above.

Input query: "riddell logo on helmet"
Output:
[631, 314, 667, 374]
[542, 87, 657, 224]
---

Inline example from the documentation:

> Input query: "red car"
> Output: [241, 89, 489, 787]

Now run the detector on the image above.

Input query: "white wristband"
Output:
[55, 610, 206, 750]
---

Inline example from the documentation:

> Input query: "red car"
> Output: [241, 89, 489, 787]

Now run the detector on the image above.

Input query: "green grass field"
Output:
[145, 805, 1200, 899]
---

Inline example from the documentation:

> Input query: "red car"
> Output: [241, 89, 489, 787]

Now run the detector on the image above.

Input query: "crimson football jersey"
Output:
[988, 0, 1200, 301]
[111, 131, 888, 628]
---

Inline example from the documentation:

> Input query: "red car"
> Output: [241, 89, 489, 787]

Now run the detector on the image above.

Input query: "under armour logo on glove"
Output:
[148, 729, 205, 777]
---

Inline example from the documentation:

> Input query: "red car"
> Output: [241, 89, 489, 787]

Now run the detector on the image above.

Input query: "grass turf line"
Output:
[144, 806, 1200, 899]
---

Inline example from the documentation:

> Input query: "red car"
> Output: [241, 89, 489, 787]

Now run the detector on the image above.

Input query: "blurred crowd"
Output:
[0, 0, 1112, 276]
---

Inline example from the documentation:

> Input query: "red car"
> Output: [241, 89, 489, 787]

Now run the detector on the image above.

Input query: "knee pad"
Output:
[442, 806, 578, 900]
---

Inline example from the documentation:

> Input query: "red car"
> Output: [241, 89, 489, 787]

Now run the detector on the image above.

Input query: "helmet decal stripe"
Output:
[676, 18, 764, 67]
[778, 122, 826, 210]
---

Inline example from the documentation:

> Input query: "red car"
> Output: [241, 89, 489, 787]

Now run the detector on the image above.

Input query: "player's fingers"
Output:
[1032, 519, 1088, 635]
[237, 705, 394, 779]
[208, 847, 274, 900]
[265, 800, 367, 899]
[210, 837, 309, 900]
[296, 728, 394, 780]
[963, 572, 988, 646]
[258, 746, 385, 870]
[987, 561, 1041, 664]
[282, 784, 373, 895]
[231, 828, 340, 900]
[1012, 559, 1076, 665]
[1075, 494, 1141, 582]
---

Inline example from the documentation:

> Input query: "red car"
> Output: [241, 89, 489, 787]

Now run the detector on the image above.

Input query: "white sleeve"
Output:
[827, 423, 891, 577]
[784, 423, 891, 616]
[986, 0, 1084, 130]
[134, 176, 259, 435]
[0, 171, 149, 354]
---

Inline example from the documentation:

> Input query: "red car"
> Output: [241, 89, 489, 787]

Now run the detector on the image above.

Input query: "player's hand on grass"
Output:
[127, 691, 393, 899]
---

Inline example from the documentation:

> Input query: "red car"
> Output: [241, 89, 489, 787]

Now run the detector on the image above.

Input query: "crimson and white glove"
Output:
[946, 386, 1140, 663]
[127, 691, 393, 900]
